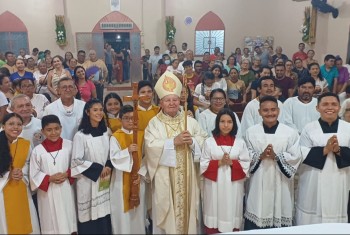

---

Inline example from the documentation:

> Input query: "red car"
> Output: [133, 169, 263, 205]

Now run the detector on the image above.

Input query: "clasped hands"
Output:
[49, 172, 68, 184]
[219, 153, 232, 166]
[324, 135, 341, 155]
[174, 131, 193, 146]
[260, 144, 276, 161]
[11, 168, 23, 181]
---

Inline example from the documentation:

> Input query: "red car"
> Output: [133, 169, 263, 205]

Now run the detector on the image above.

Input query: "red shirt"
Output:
[292, 51, 308, 61]
[210, 54, 218, 61]
[78, 80, 96, 102]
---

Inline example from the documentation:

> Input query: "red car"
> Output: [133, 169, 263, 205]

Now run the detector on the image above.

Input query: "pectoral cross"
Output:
[123, 82, 148, 209]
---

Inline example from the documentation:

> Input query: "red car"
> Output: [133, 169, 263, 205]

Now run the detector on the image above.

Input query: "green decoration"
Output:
[55, 15, 67, 47]
[165, 16, 176, 44]
[301, 7, 311, 43]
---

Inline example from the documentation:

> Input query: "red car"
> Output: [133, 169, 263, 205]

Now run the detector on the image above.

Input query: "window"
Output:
[0, 32, 28, 54]
[195, 30, 224, 55]
[0, 11, 28, 54]
[195, 11, 225, 56]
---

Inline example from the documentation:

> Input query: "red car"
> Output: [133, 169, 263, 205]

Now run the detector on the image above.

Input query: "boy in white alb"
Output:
[244, 96, 301, 230]
[30, 115, 77, 234]
[109, 105, 148, 234]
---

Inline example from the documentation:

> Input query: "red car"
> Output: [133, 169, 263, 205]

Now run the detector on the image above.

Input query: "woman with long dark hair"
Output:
[47, 55, 72, 100]
[224, 55, 241, 73]
[71, 99, 112, 234]
[180, 85, 197, 118]
[193, 71, 221, 112]
[200, 108, 250, 233]
[0, 113, 40, 234]
[198, 88, 241, 137]
[103, 92, 123, 133]
[308, 62, 329, 97]
[211, 64, 227, 92]
[74, 66, 97, 102]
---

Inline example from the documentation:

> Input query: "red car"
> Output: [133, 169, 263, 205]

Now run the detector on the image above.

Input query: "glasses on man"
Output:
[212, 97, 225, 102]
[60, 85, 75, 91]
[122, 116, 133, 121]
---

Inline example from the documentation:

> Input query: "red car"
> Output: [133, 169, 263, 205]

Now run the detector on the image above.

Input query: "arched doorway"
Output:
[76, 11, 141, 83]
[0, 11, 29, 54]
[194, 11, 225, 56]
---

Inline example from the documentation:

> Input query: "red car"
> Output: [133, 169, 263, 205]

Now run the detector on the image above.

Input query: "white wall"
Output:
[0, 0, 348, 62]
[0, 0, 65, 55]
[321, 0, 350, 62]
[165, 0, 311, 58]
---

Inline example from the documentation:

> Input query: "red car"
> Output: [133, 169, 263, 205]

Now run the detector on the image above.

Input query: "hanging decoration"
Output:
[300, 6, 317, 45]
[300, 7, 311, 43]
[55, 15, 67, 47]
[165, 16, 176, 45]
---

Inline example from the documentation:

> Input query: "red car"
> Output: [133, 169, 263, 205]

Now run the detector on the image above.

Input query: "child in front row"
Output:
[109, 105, 148, 234]
[30, 114, 77, 234]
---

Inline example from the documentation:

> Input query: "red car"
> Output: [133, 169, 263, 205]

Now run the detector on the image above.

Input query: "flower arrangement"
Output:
[300, 7, 311, 43]
[166, 16, 176, 44]
[55, 15, 67, 47]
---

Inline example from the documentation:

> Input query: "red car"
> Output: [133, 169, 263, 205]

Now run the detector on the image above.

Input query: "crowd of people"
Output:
[0, 41, 350, 234]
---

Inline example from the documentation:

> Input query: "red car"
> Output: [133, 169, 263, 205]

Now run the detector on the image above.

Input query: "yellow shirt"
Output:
[137, 104, 160, 131]
[108, 117, 122, 133]
[2, 64, 17, 74]
[112, 129, 144, 212]
[84, 59, 108, 80]
[25, 67, 38, 73]
[3, 138, 32, 234]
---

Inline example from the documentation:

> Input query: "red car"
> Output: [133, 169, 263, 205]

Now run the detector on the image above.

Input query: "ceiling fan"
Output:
[293, 0, 339, 18]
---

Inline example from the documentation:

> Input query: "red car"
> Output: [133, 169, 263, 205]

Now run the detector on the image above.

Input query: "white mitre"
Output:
[154, 71, 182, 99]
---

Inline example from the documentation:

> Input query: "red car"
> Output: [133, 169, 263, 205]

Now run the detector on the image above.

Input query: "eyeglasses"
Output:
[122, 116, 133, 121]
[21, 84, 34, 89]
[212, 97, 225, 102]
[60, 85, 75, 91]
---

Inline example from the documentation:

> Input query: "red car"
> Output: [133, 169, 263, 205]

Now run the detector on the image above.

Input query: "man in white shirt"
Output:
[282, 77, 320, 134]
[178, 50, 195, 72]
[148, 46, 163, 80]
[19, 77, 49, 119]
[244, 95, 301, 230]
[144, 71, 207, 234]
[241, 76, 283, 137]
[43, 77, 85, 140]
[338, 85, 350, 106]
[182, 42, 189, 54]
[296, 92, 350, 225]
[33, 60, 51, 96]
[9, 94, 43, 148]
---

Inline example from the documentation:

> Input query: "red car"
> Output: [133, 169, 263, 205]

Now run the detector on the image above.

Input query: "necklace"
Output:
[48, 150, 60, 165]
[220, 144, 233, 158]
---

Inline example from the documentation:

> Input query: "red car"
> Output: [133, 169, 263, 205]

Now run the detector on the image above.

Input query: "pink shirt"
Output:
[77, 80, 95, 102]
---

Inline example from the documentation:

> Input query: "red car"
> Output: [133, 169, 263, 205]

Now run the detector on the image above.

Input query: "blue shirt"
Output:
[320, 65, 338, 89]
[10, 71, 34, 82]
[66, 68, 74, 77]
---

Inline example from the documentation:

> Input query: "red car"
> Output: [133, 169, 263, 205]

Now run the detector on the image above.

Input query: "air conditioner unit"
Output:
[100, 22, 133, 30]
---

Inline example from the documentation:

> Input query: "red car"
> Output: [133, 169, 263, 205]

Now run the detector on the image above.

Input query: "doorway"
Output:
[91, 11, 142, 84]
[103, 32, 130, 52]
